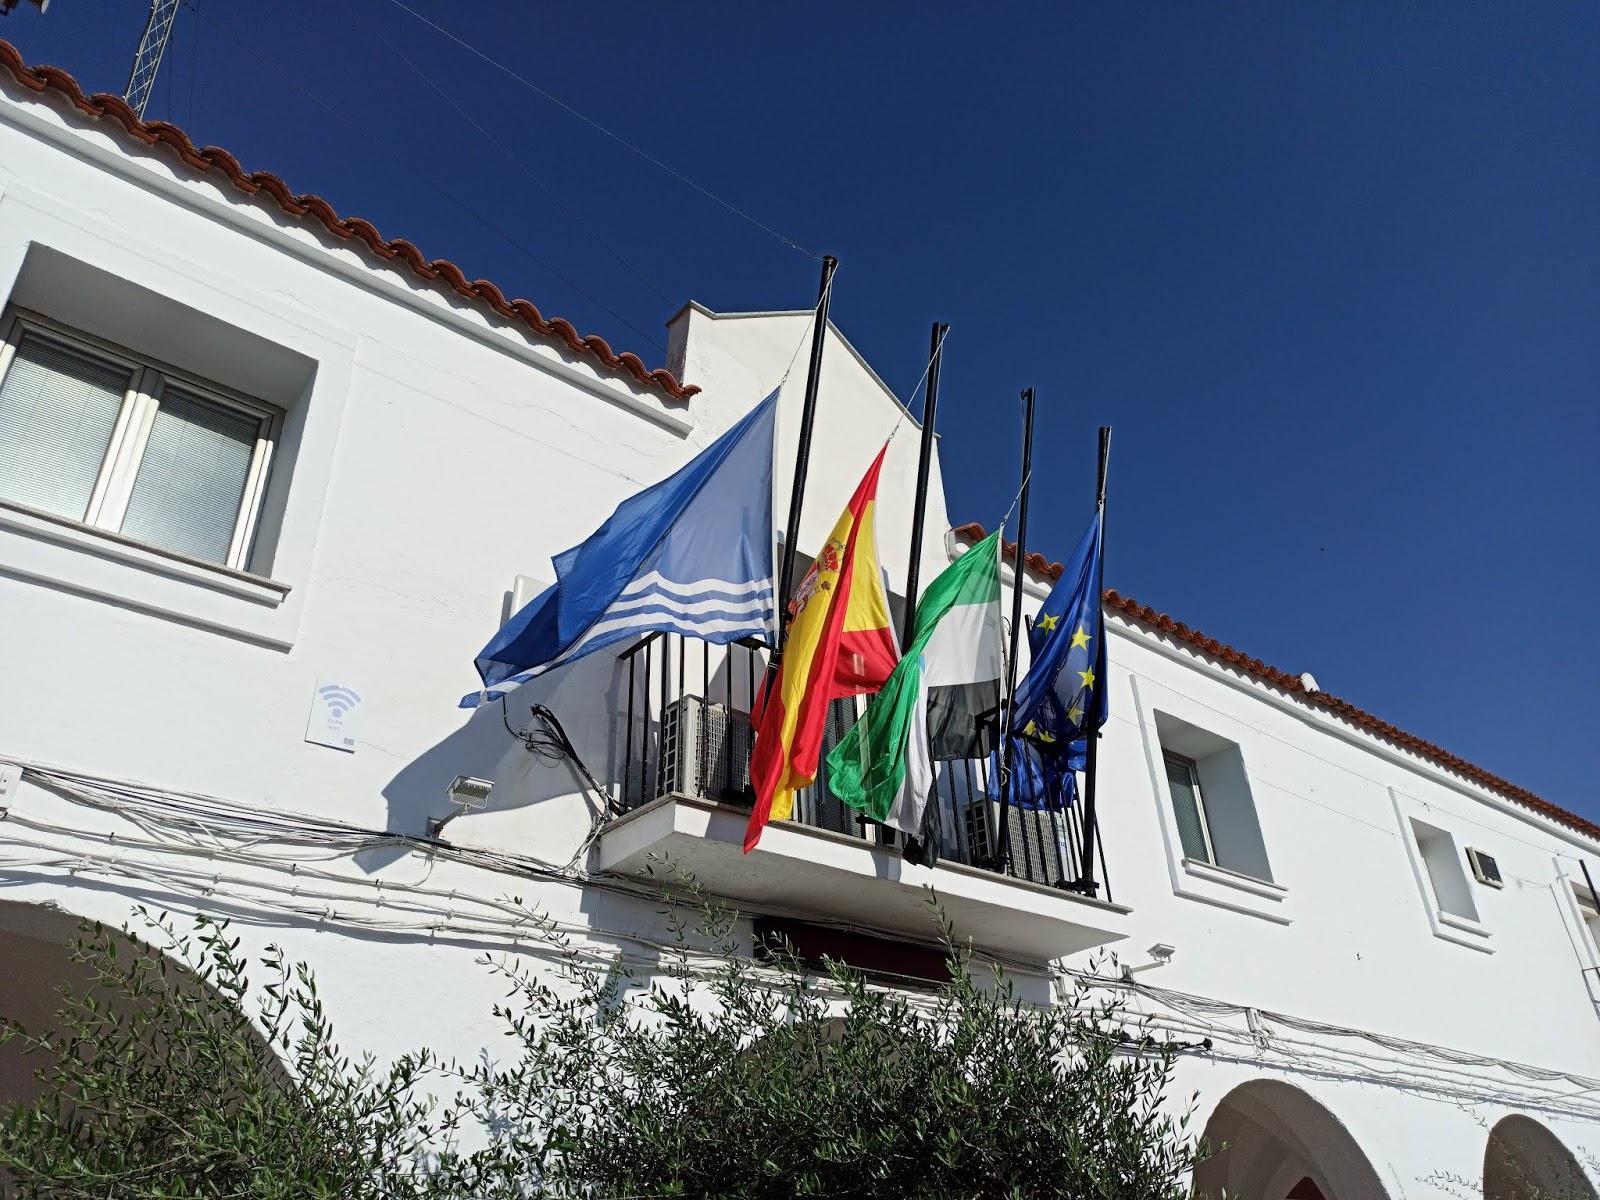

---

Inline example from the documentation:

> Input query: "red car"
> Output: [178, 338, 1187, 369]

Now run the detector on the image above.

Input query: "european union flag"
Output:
[1011, 512, 1105, 755]
[988, 736, 1078, 811]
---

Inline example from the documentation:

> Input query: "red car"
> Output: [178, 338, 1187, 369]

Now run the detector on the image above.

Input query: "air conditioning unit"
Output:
[1006, 807, 1071, 888]
[1466, 846, 1503, 888]
[658, 696, 753, 804]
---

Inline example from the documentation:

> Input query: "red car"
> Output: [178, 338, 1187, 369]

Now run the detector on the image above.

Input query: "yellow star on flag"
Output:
[1077, 667, 1096, 690]
[1036, 613, 1060, 632]
[1067, 705, 1085, 723]
[1069, 625, 1091, 650]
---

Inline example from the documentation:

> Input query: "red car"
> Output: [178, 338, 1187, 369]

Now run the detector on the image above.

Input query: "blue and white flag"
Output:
[1010, 511, 1106, 751]
[460, 392, 778, 709]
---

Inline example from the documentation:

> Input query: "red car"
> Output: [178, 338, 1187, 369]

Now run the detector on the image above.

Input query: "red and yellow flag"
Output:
[745, 445, 899, 852]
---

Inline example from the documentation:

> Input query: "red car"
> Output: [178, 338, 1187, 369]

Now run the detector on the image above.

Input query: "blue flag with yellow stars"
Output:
[1011, 512, 1106, 756]
[988, 736, 1079, 811]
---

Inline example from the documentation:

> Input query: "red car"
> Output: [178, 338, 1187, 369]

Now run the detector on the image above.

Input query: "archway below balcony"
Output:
[1483, 1114, 1597, 1200]
[1191, 1079, 1390, 1200]
[0, 899, 281, 1108]
[0, 900, 115, 1108]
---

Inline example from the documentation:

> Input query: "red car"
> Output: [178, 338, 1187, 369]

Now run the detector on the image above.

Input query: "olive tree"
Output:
[3, 891, 1207, 1199]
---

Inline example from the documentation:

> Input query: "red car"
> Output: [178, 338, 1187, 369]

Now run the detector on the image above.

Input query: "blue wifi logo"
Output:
[318, 684, 362, 720]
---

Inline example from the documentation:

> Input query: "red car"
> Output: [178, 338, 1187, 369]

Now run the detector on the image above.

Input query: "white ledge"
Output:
[1430, 922, 1495, 954]
[1181, 857, 1288, 901]
[0, 498, 289, 605]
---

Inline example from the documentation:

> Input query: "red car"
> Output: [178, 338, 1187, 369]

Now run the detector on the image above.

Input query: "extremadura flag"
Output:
[825, 531, 1003, 838]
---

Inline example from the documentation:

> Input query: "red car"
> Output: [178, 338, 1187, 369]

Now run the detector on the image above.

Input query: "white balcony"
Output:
[595, 793, 1130, 963]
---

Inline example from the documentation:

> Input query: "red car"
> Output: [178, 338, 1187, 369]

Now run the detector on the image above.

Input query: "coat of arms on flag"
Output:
[745, 445, 899, 852]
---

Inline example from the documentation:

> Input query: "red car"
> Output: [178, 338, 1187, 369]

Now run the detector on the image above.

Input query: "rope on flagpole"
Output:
[994, 390, 1036, 533]
[775, 268, 838, 391]
[998, 465, 1032, 534]
[884, 322, 951, 445]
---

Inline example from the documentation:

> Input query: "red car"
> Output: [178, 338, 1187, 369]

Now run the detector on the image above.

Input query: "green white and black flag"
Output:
[825, 532, 1003, 838]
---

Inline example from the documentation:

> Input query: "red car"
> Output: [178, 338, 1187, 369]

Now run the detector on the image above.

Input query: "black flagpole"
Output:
[898, 321, 948, 863]
[901, 322, 948, 650]
[994, 387, 1035, 873]
[772, 255, 838, 662]
[1074, 425, 1112, 896]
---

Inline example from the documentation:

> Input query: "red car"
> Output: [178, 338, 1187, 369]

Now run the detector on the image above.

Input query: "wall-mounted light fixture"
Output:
[427, 775, 494, 838]
[1120, 942, 1177, 981]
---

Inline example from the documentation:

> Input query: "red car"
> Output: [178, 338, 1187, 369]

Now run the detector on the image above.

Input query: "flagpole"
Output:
[895, 322, 948, 862]
[901, 321, 948, 650]
[994, 387, 1035, 873]
[1073, 425, 1112, 896]
[773, 255, 838, 660]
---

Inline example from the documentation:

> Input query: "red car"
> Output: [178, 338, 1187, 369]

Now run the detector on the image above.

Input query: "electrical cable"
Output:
[351, 6, 678, 308]
[190, 4, 669, 353]
[3, 757, 1040, 976]
[1069, 970, 1600, 1121]
[10, 761, 1600, 1118]
[183, 0, 199, 129]
[380, 0, 820, 260]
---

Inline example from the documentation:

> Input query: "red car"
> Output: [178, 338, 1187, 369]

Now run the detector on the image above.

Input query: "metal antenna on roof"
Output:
[125, 0, 184, 119]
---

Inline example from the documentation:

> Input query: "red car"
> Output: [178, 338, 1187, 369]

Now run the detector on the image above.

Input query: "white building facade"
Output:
[1, 40, 1597, 1198]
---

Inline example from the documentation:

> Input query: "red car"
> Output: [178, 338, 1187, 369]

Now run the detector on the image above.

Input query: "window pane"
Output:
[120, 386, 259, 564]
[0, 331, 131, 520]
[1165, 753, 1211, 863]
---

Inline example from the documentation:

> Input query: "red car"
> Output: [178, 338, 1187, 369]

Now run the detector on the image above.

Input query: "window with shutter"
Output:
[0, 311, 277, 572]
[120, 385, 261, 565]
[0, 330, 133, 521]
[1164, 751, 1214, 864]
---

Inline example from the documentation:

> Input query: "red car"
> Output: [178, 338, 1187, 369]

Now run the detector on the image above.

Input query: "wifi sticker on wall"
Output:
[306, 678, 364, 753]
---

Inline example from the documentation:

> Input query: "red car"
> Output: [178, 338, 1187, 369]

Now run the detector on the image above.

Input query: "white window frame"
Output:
[1547, 858, 1600, 1014]
[1129, 676, 1291, 924]
[1389, 789, 1492, 953]
[0, 308, 279, 572]
[1577, 889, 1600, 959]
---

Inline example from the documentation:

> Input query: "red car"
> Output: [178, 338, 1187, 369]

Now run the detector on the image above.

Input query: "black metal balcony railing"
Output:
[612, 631, 1110, 901]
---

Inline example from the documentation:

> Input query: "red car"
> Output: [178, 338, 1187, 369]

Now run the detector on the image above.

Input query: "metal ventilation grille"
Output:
[658, 696, 752, 804]
[1006, 808, 1070, 887]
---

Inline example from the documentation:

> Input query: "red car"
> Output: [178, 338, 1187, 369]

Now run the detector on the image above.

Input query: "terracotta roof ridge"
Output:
[950, 520, 1598, 844]
[0, 39, 698, 402]
[950, 520, 1066, 581]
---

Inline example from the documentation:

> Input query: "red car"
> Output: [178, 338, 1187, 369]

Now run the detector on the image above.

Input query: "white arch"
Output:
[1191, 1079, 1391, 1200]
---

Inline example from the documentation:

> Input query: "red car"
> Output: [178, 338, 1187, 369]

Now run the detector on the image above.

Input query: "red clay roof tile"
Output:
[0, 39, 698, 402]
[951, 520, 1599, 843]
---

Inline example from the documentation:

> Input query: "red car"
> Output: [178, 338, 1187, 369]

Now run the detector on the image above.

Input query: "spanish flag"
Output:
[745, 445, 899, 852]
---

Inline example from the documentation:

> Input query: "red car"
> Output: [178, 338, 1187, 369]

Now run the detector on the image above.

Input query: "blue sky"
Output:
[5, 3, 1595, 813]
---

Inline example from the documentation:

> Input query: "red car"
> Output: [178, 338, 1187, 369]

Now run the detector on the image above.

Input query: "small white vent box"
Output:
[1466, 847, 1503, 888]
